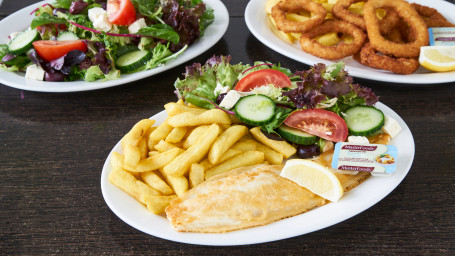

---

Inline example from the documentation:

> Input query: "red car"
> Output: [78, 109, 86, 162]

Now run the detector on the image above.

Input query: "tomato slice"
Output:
[284, 109, 348, 142]
[107, 0, 137, 26]
[234, 69, 292, 92]
[33, 40, 88, 62]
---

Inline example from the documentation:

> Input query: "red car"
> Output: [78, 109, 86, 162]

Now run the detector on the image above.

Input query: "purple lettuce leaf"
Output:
[69, 1, 89, 14]
[79, 40, 111, 74]
[161, 0, 206, 52]
[50, 49, 86, 75]
[283, 63, 378, 110]
[1, 54, 16, 62]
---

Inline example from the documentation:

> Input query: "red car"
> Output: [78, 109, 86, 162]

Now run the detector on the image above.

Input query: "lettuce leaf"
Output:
[53, 0, 75, 9]
[138, 24, 180, 44]
[282, 62, 378, 113]
[84, 65, 104, 81]
[174, 55, 246, 108]
[132, 0, 162, 21]
[260, 107, 292, 135]
[0, 64, 20, 72]
[31, 12, 67, 29]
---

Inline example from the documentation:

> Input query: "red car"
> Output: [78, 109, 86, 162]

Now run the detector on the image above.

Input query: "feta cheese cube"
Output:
[128, 18, 147, 34]
[214, 82, 230, 96]
[219, 90, 253, 109]
[219, 90, 242, 109]
[88, 7, 106, 22]
[88, 7, 112, 32]
[25, 64, 45, 81]
[348, 136, 370, 144]
[382, 115, 402, 138]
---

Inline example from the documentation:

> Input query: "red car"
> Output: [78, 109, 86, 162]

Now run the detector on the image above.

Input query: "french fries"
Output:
[164, 102, 207, 116]
[250, 127, 296, 158]
[142, 194, 178, 214]
[123, 144, 141, 171]
[154, 139, 178, 152]
[134, 148, 182, 173]
[149, 120, 173, 142]
[121, 119, 155, 148]
[182, 125, 211, 149]
[231, 138, 257, 152]
[254, 142, 284, 165]
[161, 171, 189, 197]
[189, 163, 205, 188]
[165, 127, 188, 143]
[110, 152, 124, 172]
[108, 100, 297, 215]
[167, 109, 231, 127]
[108, 169, 161, 202]
[163, 124, 221, 176]
[205, 151, 265, 179]
[141, 171, 174, 195]
[208, 125, 248, 165]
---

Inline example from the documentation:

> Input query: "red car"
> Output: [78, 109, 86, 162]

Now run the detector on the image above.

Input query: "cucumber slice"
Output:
[277, 124, 317, 145]
[344, 106, 384, 136]
[57, 32, 79, 41]
[8, 29, 40, 55]
[234, 94, 275, 126]
[115, 50, 152, 73]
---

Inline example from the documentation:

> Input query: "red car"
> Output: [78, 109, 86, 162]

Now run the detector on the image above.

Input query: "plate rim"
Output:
[0, 0, 229, 92]
[100, 102, 415, 246]
[244, 0, 455, 84]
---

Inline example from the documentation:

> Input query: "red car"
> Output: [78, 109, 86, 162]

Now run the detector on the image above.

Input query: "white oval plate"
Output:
[0, 0, 229, 92]
[245, 0, 455, 84]
[101, 102, 415, 246]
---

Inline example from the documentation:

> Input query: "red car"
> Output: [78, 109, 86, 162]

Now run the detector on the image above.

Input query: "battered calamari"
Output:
[299, 19, 366, 60]
[271, 0, 326, 33]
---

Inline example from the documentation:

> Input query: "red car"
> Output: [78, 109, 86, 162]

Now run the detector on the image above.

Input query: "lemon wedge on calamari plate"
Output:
[419, 46, 455, 72]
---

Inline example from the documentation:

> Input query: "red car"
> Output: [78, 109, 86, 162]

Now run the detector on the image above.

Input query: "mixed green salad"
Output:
[174, 56, 386, 158]
[0, 0, 214, 82]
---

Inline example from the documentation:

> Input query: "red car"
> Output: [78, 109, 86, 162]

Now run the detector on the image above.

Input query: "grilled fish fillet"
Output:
[166, 164, 368, 233]
[165, 133, 390, 233]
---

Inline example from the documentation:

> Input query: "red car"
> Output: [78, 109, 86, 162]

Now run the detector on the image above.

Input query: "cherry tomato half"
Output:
[284, 109, 348, 142]
[234, 69, 292, 92]
[107, 0, 137, 26]
[32, 40, 88, 61]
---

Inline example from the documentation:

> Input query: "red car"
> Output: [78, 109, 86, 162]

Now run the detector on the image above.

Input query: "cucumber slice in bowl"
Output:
[57, 32, 79, 41]
[344, 105, 384, 136]
[277, 124, 317, 145]
[8, 29, 40, 55]
[234, 94, 275, 126]
[115, 50, 152, 73]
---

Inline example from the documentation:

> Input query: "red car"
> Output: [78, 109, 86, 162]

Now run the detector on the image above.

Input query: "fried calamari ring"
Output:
[378, 8, 401, 34]
[332, 0, 366, 29]
[359, 42, 420, 74]
[332, 0, 399, 34]
[299, 19, 367, 60]
[364, 0, 428, 58]
[411, 3, 455, 28]
[271, 0, 327, 33]
[384, 26, 406, 43]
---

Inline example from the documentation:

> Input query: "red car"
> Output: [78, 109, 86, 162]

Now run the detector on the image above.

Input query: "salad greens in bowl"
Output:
[0, 0, 216, 84]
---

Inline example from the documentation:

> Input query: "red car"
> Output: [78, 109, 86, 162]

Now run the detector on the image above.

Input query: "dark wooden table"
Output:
[1, 0, 454, 255]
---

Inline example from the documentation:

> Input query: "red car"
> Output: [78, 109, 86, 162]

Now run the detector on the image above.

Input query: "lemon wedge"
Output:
[419, 46, 455, 72]
[280, 159, 344, 202]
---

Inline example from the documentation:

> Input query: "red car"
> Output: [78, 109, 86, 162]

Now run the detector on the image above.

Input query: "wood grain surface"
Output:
[1, 0, 454, 255]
